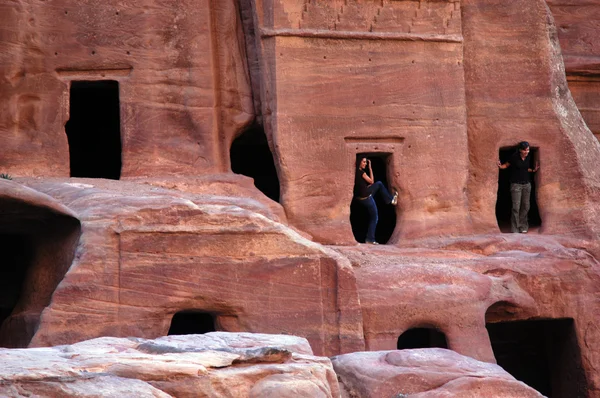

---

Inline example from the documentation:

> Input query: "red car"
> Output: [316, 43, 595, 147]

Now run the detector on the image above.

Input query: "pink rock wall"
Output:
[19, 178, 363, 357]
[0, 0, 253, 177]
[547, 0, 600, 141]
[462, 0, 600, 238]
[255, 0, 472, 243]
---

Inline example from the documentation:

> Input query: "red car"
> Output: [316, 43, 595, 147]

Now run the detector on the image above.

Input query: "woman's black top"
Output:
[354, 168, 370, 198]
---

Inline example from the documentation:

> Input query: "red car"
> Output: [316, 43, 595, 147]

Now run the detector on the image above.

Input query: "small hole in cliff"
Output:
[168, 311, 216, 335]
[91, 51, 96, 55]
[397, 327, 448, 349]
[412, 60, 415, 64]
[126, 51, 130, 55]
[54, 52, 58, 56]
[323, 56, 327, 59]
[64, 10, 68, 14]
[369, 58, 372, 62]
[115, 11, 119, 15]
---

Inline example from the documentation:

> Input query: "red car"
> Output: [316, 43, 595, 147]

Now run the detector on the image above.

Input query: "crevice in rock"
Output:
[230, 122, 280, 202]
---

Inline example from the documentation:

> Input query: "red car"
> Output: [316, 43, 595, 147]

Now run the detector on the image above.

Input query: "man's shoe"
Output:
[520, 229, 528, 234]
[366, 241, 379, 245]
[391, 191, 399, 206]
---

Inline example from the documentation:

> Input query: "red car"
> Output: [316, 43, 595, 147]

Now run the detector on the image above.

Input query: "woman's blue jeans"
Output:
[357, 181, 394, 243]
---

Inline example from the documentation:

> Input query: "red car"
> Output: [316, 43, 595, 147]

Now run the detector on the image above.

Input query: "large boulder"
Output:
[332, 349, 544, 397]
[0, 332, 340, 397]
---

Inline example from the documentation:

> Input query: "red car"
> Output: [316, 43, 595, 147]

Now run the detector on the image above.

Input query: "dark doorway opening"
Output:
[230, 123, 280, 202]
[168, 311, 216, 335]
[487, 319, 587, 397]
[65, 80, 122, 179]
[350, 153, 397, 244]
[496, 146, 541, 232]
[397, 327, 448, 349]
[0, 235, 34, 335]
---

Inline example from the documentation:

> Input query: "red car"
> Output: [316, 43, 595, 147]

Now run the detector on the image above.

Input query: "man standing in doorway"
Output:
[498, 141, 540, 233]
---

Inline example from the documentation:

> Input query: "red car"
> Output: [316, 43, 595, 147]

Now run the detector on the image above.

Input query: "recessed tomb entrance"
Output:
[65, 80, 122, 179]
[486, 318, 587, 397]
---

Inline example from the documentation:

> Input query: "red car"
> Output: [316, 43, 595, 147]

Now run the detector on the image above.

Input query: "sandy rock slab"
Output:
[332, 349, 544, 398]
[0, 332, 340, 397]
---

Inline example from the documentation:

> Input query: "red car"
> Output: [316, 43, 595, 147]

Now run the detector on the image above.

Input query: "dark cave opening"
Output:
[486, 318, 587, 397]
[65, 80, 122, 180]
[0, 235, 34, 333]
[230, 123, 280, 202]
[496, 146, 541, 233]
[350, 153, 397, 244]
[397, 327, 448, 350]
[168, 311, 217, 335]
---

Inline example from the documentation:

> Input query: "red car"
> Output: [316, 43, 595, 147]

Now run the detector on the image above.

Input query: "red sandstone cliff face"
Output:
[0, 0, 253, 177]
[2, 0, 600, 397]
[547, 0, 600, 140]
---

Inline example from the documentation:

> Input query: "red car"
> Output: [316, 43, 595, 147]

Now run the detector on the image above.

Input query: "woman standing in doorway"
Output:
[354, 157, 398, 244]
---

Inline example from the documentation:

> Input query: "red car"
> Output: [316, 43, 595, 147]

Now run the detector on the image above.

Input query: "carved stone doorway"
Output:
[65, 80, 122, 179]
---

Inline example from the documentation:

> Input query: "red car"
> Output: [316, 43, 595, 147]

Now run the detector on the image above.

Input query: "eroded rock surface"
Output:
[0, 333, 340, 398]
[15, 177, 364, 357]
[332, 349, 544, 398]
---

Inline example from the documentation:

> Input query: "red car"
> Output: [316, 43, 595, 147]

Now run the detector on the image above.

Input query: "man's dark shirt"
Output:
[354, 168, 370, 197]
[508, 152, 531, 184]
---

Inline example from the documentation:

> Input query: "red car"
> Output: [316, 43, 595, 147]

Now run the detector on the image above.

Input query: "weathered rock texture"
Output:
[462, 0, 600, 238]
[15, 177, 363, 357]
[2, 0, 600, 241]
[1, 0, 600, 397]
[547, 0, 600, 140]
[0, 332, 341, 397]
[332, 349, 544, 397]
[0, 0, 253, 177]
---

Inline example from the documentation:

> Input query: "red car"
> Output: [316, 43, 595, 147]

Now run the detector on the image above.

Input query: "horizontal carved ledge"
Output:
[56, 67, 133, 79]
[261, 28, 463, 43]
[344, 136, 405, 144]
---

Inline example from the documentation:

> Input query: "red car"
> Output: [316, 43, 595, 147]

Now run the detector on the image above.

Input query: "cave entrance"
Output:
[496, 146, 541, 233]
[168, 311, 217, 335]
[230, 123, 280, 202]
[397, 327, 448, 349]
[350, 153, 397, 244]
[486, 318, 587, 397]
[0, 235, 34, 337]
[65, 80, 122, 179]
